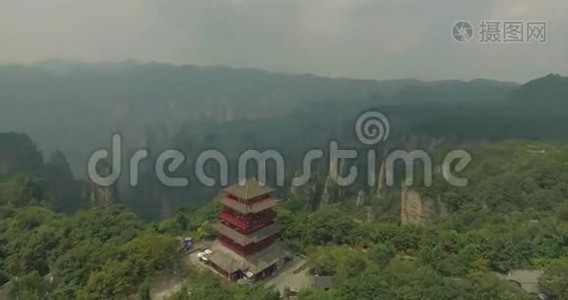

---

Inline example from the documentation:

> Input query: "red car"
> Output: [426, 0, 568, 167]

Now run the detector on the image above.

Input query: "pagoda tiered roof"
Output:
[214, 222, 280, 246]
[210, 178, 287, 279]
[220, 197, 278, 214]
[207, 239, 290, 274]
[223, 178, 273, 200]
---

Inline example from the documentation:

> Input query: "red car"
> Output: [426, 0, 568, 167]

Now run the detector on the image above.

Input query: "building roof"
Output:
[220, 197, 278, 214]
[223, 178, 273, 200]
[506, 269, 543, 294]
[215, 222, 280, 246]
[313, 276, 334, 289]
[207, 240, 291, 274]
[0, 281, 12, 300]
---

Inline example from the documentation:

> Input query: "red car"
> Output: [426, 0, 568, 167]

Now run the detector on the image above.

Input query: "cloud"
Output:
[490, 0, 568, 20]
[0, 0, 565, 81]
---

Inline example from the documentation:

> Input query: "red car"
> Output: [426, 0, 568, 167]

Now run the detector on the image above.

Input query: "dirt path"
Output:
[151, 278, 186, 300]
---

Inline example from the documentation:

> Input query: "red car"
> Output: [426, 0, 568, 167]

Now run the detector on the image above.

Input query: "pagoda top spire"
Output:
[223, 177, 273, 201]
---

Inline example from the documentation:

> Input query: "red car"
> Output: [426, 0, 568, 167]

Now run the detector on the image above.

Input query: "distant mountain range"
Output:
[0, 60, 564, 176]
[508, 73, 568, 109]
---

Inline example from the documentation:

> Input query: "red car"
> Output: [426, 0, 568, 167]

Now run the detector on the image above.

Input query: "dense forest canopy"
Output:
[2, 136, 568, 299]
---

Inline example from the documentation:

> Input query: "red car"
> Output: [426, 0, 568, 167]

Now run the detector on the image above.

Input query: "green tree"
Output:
[9, 271, 51, 300]
[539, 259, 568, 299]
[138, 280, 151, 300]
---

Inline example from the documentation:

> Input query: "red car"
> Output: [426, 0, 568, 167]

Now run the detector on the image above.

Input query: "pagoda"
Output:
[206, 178, 289, 281]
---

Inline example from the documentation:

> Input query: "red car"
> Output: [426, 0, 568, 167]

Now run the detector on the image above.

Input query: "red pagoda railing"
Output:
[219, 209, 276, 233]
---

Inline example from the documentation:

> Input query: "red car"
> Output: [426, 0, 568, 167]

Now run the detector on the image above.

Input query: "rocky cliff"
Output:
[400, 187, 446, 225]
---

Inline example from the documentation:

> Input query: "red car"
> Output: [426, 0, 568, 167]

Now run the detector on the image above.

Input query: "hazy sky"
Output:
[1, 0, 566, 82]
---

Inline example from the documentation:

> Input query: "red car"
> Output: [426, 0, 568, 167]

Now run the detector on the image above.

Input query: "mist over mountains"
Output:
[0, 61, 529, 173]
[0, 61, 567, 218]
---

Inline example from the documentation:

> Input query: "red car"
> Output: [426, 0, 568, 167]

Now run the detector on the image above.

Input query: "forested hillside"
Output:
[1, 65, 568, 299]
[1, 63, 567, 220]
[125, 72, 568, 219]
[2, 137, 568, 299]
